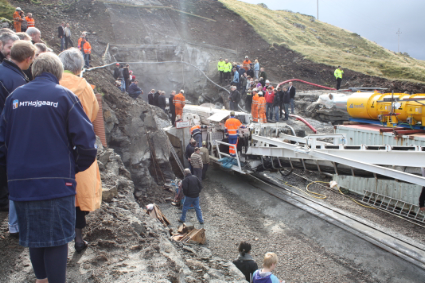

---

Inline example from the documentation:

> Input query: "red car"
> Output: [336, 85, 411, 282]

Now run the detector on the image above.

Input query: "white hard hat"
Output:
[266, 80, 270, 83]
[245, 55, 248, 58]
[16, 7, 22, 11]
[253, 88, 258, 92]
[180, 90, 185, 94]
[258, 91, 263, 96]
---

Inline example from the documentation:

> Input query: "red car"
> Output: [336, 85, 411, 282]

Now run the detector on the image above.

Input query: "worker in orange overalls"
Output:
[225, 111, 245, 157]
[190, 124, 205, 148]
[173, 90, 186, 120]
[251, 88, 259, 122]
[25, 13, 35, 28]
[257, 91, 267, 123]
[13, 7, 23, 32]
[82, 38, 91, 68]
[242, 56, 251, 71]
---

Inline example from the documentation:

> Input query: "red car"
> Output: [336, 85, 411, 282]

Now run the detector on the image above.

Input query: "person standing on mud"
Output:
[58, 48, 102, 254]
[158, 91, 167, 112]
[0, 52, 97, 283]
[179, 168, 204, 225]
[190, 147, 203, 181]
[334, 65, 344, 90]
[148, 89, 155, 105]
[288, 82, 296, 114]
[13, 7, 23, 33]
[223, 59, 232, 83]
[123, 64, 130, 92]
[200, 141, 210, 180]
[169, 90, 176, 125]
[233, 242, 258, 282]
[58, 22, 65, 51]
[217, 57, 225, 84]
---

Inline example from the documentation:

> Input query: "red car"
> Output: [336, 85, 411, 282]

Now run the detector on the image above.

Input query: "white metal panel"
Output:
[336, 125, 425, 147]
[208, 111, 231, 122]
[334, 175, 424, 215]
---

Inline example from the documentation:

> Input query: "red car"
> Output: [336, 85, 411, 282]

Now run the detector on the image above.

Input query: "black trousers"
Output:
[65, 36, 73, 49]
[336, 78, 342, 90]
[219, 71, 224, 83]
[76, 206, 89, 229]
[170, 108, 176, 125]
[202, 164, 209, 179]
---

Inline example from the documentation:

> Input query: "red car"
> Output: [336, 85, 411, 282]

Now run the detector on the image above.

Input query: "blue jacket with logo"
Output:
[0, 60, 29, 113]
[0, 72, 97, 201]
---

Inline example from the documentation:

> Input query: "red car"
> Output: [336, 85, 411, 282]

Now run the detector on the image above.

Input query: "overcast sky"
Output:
[239, 0, 425, 60]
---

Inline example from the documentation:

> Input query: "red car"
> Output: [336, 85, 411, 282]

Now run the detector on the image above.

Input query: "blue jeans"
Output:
[290, 98, 295, 114]
[274, 106, 280, 122]
[193, 134, 202, 148]
[84, 54, 90, 68]
[228, 136, 238, 157]
[60, 37, 65, 51]
[9, 200, 18, 233]
[120, 78, 126, 92]
[180, 196, 204, 223]
[266, 103, 273, 120]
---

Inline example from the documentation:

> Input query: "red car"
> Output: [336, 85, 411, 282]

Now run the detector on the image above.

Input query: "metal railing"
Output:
[215, 140, 242, 172]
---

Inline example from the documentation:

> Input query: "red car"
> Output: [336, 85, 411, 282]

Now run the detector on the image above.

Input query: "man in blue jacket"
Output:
[0, 52, 97, 282]
[232, 67, 239, 89]
[0, 41, 36, 229]
[128, 80, 143, 99]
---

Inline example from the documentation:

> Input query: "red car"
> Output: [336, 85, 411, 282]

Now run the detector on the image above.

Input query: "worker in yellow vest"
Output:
[223, 59, 233, 83]
[334, 66, 344, 90]
[217, 57, 226, 84]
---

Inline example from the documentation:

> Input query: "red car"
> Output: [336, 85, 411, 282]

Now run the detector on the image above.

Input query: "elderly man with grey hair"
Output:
[59, 47, 102, 253]
[0, 52, 97, 282]
[0, 32, 19, 63]
[229, 85, 240, 111]
[179, 168, 204, 225]
[26, 27, 41, 44]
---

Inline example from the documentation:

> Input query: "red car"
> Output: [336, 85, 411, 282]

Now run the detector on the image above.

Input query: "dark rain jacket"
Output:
[0, 72, 97, 201]
[0, 60, 29, 113]
[182, 173, 202, 198]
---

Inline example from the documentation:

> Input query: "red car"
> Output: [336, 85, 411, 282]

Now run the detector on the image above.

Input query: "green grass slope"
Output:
[220, 0, 425, 83]
[0, 0, 15, 20]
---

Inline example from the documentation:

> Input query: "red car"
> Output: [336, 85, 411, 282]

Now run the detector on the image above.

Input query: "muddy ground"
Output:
[160, 166, 425, 283]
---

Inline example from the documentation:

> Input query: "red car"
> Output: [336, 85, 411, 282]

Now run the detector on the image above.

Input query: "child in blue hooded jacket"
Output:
[252, 252, 283, 283]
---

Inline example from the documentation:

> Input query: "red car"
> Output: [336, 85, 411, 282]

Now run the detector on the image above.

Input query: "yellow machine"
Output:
[347, 92, 425, 127]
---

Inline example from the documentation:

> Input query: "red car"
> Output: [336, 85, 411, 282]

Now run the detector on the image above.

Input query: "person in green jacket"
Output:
[217, 57, 226, 84]
[223, 59, 233, 83]
[334, 65, 344, 90]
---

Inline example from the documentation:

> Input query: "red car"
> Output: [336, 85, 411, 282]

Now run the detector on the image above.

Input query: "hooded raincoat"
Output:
[60, 71, 102, 211]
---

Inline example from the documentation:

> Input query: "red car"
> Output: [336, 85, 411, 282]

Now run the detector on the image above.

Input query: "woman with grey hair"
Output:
[59, 47, 102, 253]
[0, 52, 97, 282]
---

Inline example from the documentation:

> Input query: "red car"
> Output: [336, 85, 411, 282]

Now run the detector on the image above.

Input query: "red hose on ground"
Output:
[289, 114, 317, 134]
[277, 79, 336, 90]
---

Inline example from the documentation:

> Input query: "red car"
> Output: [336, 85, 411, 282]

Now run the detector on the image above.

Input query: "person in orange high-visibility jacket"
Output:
[173, 90, 186, 119]
[13, 8, 23, 32]
[190, 124, 204, 147]
[225, 111, 245, 157]
[257, 91, 267, 123]
[251, 88, 259, 122]
[83, 39, 91, 68]
[25, 13, 35, 28]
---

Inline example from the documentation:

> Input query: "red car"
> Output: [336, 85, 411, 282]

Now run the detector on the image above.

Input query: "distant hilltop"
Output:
[219, 0, 425, 83]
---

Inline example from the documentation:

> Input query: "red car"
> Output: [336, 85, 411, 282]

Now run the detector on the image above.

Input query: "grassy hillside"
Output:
[219, 0, 425, 83]
[0, 0, 15, 20]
